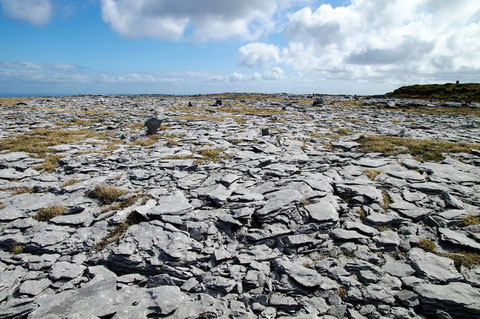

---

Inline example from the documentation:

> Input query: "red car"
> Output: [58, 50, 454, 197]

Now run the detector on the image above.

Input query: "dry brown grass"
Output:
[463, 215, 480, 226]
[131, 135, 159, 147]
[197, 148, 228, 162]
[34, 155, 63, 172]
[100, 195, 145, 213]
[364, 169, 382, 181]
[0, 203, 5, 210]
[86, 185, 127, 204]
[34, 205, 67, 222]
[61, 178, 83, 188]
[11, 187, 34, 195]
[418, 238, 436, 253]
[0, 128, 109, 157]
[357, 135, 480, 162]
[94, 213, 144, 251]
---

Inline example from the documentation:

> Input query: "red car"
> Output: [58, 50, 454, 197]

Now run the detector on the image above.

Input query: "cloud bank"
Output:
[100, 0, 277, 42]
[240, 0, 480, 84]
[0, 0, 52, 25]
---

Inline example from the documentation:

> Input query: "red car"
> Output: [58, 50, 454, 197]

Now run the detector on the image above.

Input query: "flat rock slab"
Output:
[304, 196, 339, 223]
[256, 189, 302, 216]
[439, 228, 480, 251]
[274, 259, 325, 288]
[146, 191, 193, 218]
[408, 248, 462, 283]
[415, 282, 480, 318]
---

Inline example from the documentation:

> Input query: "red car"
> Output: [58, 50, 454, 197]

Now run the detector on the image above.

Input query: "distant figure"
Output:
[188, 102, 193, 107]
[456, 80, 459, 84]
[144, 118, 162, 135]
[215, 99, 222, 106]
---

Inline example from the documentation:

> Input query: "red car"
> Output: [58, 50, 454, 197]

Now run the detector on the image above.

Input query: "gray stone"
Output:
[408, 248, 462, 283]
[382, 261, 415, 277]
[19, 278, 51, 296]
[148, 286, 186, 315]
[256, 189, 302, 216]
[146, 191, 192, 218]
[330, 229, 368, 241]
[415, 282, 480, 318]
[343, 221, 379, 236]
[202, 274, 236, 293]
[274, 258, 325, 288]
[374, 230, 400, 249]
[439, 228, 480, 251]
[304, 196, 339, 223]
[145, 118, 162, 135]
[49, 261, 86, 281]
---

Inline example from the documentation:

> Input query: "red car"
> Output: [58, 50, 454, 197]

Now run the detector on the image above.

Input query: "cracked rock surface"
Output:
[0, 94, 480, 318]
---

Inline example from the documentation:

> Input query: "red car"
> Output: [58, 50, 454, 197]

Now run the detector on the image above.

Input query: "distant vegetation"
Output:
[387, 83, 480, 102]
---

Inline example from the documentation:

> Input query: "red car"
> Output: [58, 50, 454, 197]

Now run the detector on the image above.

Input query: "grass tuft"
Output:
[34, 155, 63, 172]
[418, 238, 436, 253]
[61, 178, 83, 188]
[100, 195, 145, 214]
[382, 192, 391, 212]
[11, 245, 24, 254]
[86, 185, 127, 204]
[12, 187, 33, 195]
[197, 148, 228, 162]
[364, 169, 382, 181]
[34, 205, 67, 222]
[94, 212, 144, 251]
[463, 215, 480, 226]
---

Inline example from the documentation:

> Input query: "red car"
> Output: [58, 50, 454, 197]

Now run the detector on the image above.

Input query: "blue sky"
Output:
[1, 0, 479, 95]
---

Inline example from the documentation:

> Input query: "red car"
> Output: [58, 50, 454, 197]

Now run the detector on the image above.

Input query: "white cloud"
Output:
[0, 0, 52, 25]
[100, 0, 277, 42]
[263, 67, 285, 80]
[240, 0, 480, 84]
[239, 42, 281, 67]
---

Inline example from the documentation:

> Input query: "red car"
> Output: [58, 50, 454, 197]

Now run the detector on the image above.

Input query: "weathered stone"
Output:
[144, 118, 162, 135]
[408, 248, 462, 283]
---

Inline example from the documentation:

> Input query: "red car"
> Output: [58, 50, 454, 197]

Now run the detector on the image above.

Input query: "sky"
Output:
[0, 0, 479, 96]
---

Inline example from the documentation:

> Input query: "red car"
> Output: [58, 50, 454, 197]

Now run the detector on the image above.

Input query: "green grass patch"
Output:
[386, 82, 480, 103]
[356, 135, 480, 162]
[11, 245, 24, 254]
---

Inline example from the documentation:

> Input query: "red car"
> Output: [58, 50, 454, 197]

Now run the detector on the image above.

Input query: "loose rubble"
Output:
[0, 94, 480, 318]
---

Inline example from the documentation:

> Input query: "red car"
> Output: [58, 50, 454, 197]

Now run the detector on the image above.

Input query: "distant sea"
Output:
[0, 93, 73, 97]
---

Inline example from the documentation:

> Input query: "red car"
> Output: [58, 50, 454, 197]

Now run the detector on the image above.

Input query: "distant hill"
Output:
[386, 83, 480, 103]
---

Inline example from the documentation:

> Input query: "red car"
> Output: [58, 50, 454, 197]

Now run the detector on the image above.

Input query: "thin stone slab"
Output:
[304, 196, 339, 223]
[330, 229, 368, 241]
[408, 248, 462, 283]
[256, 189, 302, 216]
[146, 191, 193, 218]
[415, 282, 480, 318]
[274, 259, 325, 288]
[438, 228, 480, 251]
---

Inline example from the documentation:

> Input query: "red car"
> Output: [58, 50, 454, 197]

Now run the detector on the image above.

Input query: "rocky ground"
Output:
[0, 94, 480, 319]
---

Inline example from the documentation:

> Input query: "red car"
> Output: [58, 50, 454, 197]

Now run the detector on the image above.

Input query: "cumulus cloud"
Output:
[101, 0, 277, 42]
[239, 42, 281, 67]
[0, 0, 52, 25]
[241, 0, 480, 84]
